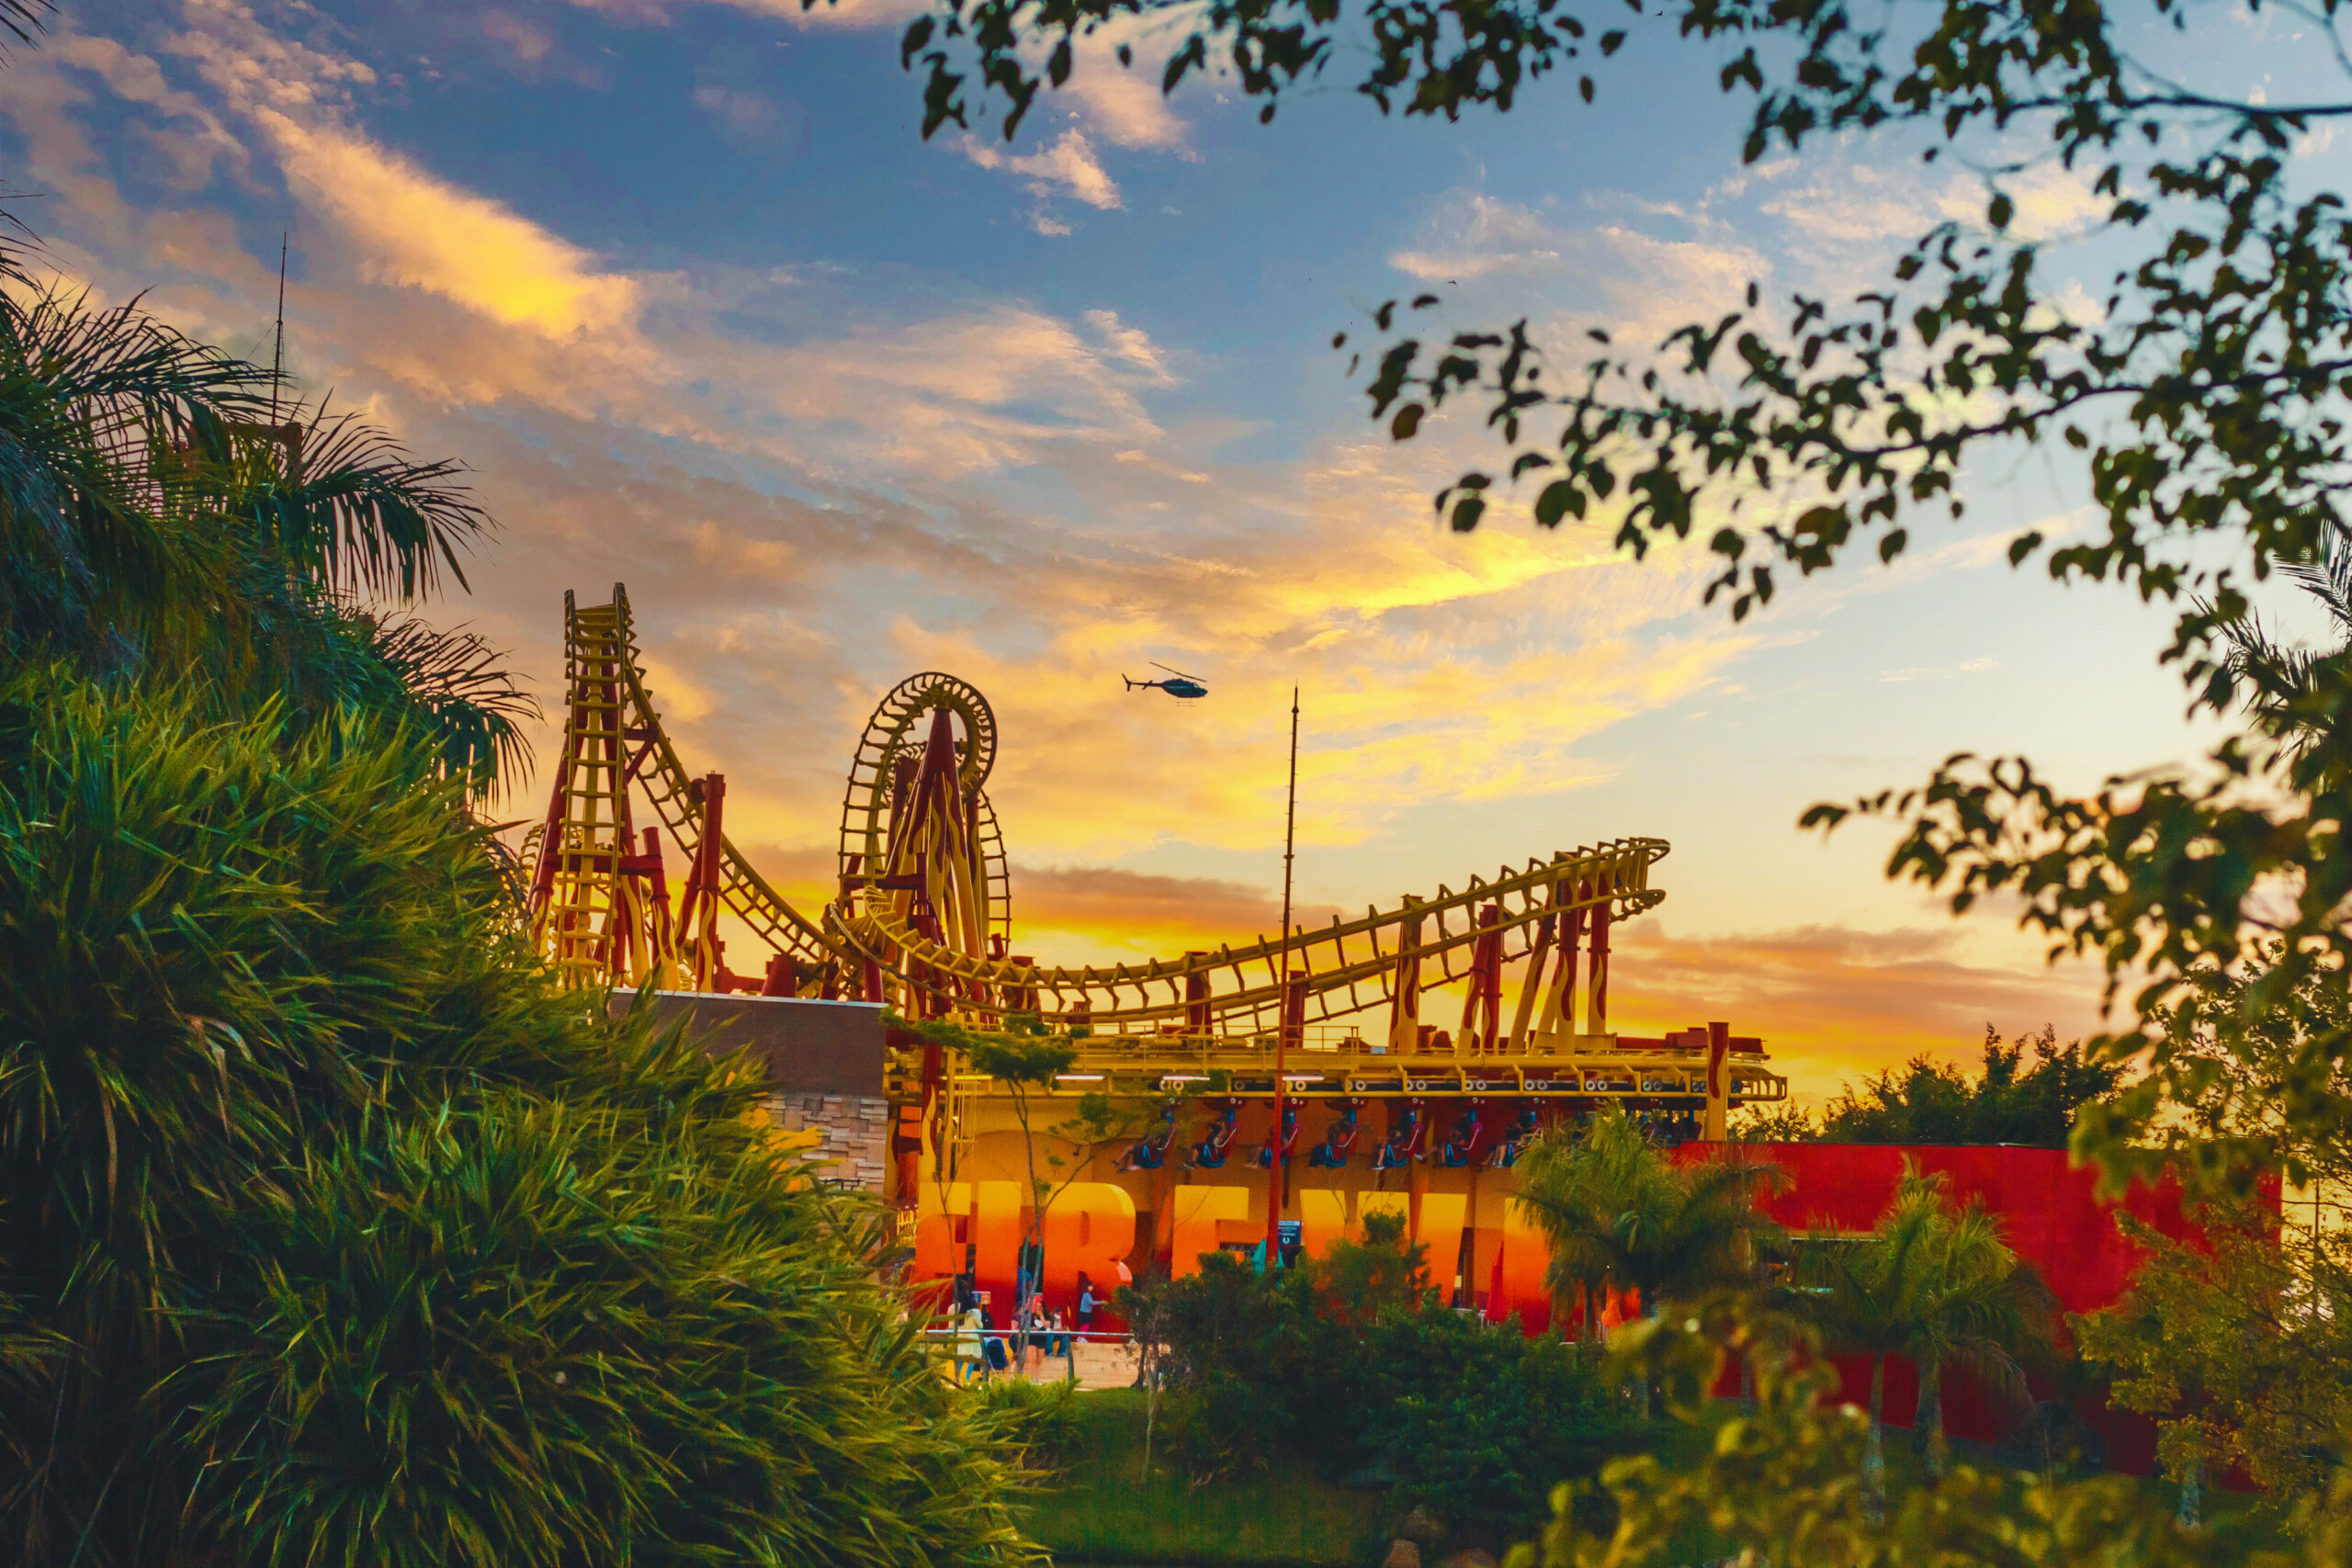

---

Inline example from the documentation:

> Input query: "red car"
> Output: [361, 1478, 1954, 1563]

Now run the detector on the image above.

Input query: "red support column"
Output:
[1460, 904, 1504, 1053]
[1704, 1021, 1732, 1140]
[1388, 899, 1424, 1054]
[1508, 910, 1555, 1049]
[1542, 900, 1586, 1036]
[675, 773, 728, 992]
[1584, 899, 1611, 1036]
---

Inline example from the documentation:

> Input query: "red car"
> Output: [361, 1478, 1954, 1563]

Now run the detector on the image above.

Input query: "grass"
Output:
[1015, 1390, 2284, 1567]
[1015, 1389, 1395, 1567]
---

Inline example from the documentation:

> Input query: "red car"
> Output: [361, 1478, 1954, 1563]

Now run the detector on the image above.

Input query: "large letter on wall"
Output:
[970, 1179, 1024, 1302]
[914, 1181, 972, 1280]
[1042, 1182, 1137, 1301]
[1297, 1188, 1349, 1259]
[1170, 1186, 1253, 1278]
[1414, 1192, 1469, 1297]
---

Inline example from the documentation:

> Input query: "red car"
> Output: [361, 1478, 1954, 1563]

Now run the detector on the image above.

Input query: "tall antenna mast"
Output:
[268, 231, 288, 430]
[1266, 684, 1301, 1269]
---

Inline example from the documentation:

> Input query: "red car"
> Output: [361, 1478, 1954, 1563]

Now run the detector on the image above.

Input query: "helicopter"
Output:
[1122, 661, 1209, 700]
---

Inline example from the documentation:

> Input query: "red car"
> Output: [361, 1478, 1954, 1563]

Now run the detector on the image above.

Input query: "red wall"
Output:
[1681, 1143, 2199, 1314]
[1672, 1142, 2264, 1477]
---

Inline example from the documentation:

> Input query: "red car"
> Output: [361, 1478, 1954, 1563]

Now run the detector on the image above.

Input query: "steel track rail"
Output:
[828, 840, 1668, 1029]
[602, 588, 844, 972]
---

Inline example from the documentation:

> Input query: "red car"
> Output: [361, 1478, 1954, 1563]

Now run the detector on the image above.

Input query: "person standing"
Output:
[980, 1303, 1009, 1375]
[1022, 1292, 1048, 1372]
[954, 1303, 985, 1385]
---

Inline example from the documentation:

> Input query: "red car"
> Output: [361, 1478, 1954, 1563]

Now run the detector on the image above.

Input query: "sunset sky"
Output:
[15, 0, 2326, 1100]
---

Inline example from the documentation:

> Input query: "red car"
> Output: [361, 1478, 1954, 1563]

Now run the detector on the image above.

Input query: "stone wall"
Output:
[771, 1091, 891, 1193]
[607, 993, 893, 1195]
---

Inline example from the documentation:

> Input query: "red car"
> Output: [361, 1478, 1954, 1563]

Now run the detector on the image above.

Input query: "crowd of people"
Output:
[946, 1269, 1109, 1385]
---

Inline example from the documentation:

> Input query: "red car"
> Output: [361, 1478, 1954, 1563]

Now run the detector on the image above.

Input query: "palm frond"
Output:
[0, 287, 269, 660]
[236, 406, 486, 601]
[364, 615, 538, 797]
[0, 0, 46, 51]
[2280, 519, 2352, 636]
[2212, 604, 2316, 706]
[11, 287, 269, 470]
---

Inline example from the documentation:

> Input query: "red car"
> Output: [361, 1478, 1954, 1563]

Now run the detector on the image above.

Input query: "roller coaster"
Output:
[523, 585, 1787, 1189]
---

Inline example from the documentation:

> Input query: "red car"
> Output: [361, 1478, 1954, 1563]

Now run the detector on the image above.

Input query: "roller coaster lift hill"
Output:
[524, 585, 1789, 1218]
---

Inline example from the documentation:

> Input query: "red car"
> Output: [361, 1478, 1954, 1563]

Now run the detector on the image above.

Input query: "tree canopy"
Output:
[1791, 1164, 2053, 1509]
[1738, 1025, 2126, 1145]
[1515, 1110, 1784, 1337]
[0, 239, 529, 797]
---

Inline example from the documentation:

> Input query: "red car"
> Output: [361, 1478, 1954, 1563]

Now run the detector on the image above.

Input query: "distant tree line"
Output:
[1731, 1027, 2127, 1148]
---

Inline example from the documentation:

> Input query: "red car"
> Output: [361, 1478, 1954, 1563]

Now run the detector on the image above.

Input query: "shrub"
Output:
[0, 666, 1036, 1567]
[1366, 1308, 1632, 1539]
[1137, 1213, 1627, 1534]
[980, 1372, 1084, 1469]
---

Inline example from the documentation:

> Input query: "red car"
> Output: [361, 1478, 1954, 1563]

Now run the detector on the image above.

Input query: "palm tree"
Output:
[2211, 519, 2352, 756]
[1514, 1111, 1784, 1347]
[1904, 1193, 2055, 1483]
[1792, 1163, 2053, 1518]
[0, 276, 531, 796]
[1620, 1148, 1788, 1315]
[1512, 1110, 1661, 1343]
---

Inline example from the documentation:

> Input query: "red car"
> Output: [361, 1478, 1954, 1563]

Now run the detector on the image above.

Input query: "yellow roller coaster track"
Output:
[838, 841, 1663, 1035]
[522, 585, 1787, 1118]
[527, 587, 836, 989]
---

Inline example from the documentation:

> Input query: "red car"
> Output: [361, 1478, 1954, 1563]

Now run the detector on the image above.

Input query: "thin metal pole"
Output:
[1268, 686, 1299, 1267]
[269, 232, 288, 430]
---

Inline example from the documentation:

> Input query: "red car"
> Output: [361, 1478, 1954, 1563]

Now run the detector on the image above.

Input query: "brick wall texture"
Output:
[773, 1092, 891, 1193]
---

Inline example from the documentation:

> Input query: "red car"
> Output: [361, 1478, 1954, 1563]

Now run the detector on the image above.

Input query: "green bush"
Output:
[1136, 1216, 1628, 1536]
[1369, 1308, 1632, 1540]
[1738, 1027, 2128, 1147]
[0, 666, 1036, 1567]
[980, 1371, 1084, 1468]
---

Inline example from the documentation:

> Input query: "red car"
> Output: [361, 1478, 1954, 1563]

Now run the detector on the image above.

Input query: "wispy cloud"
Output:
[266, 116, 641, 336]
[565, 0, 935, 27]
[692, 83, 781, 139]
[1391, 194, 1567, 282]
[1879, 657, 1998, 682]
[572, 0, 1204, 234]
[1050, 12, 1202, 154]
[959, 128, 1124, 231]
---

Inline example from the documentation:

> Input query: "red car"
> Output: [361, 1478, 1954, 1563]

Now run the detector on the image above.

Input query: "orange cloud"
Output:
[265, 118, 639, 336]
[725, 848, 1345, 964]
[1603, 917, 2109, 1102]
[1009, 864, 1345, 957]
